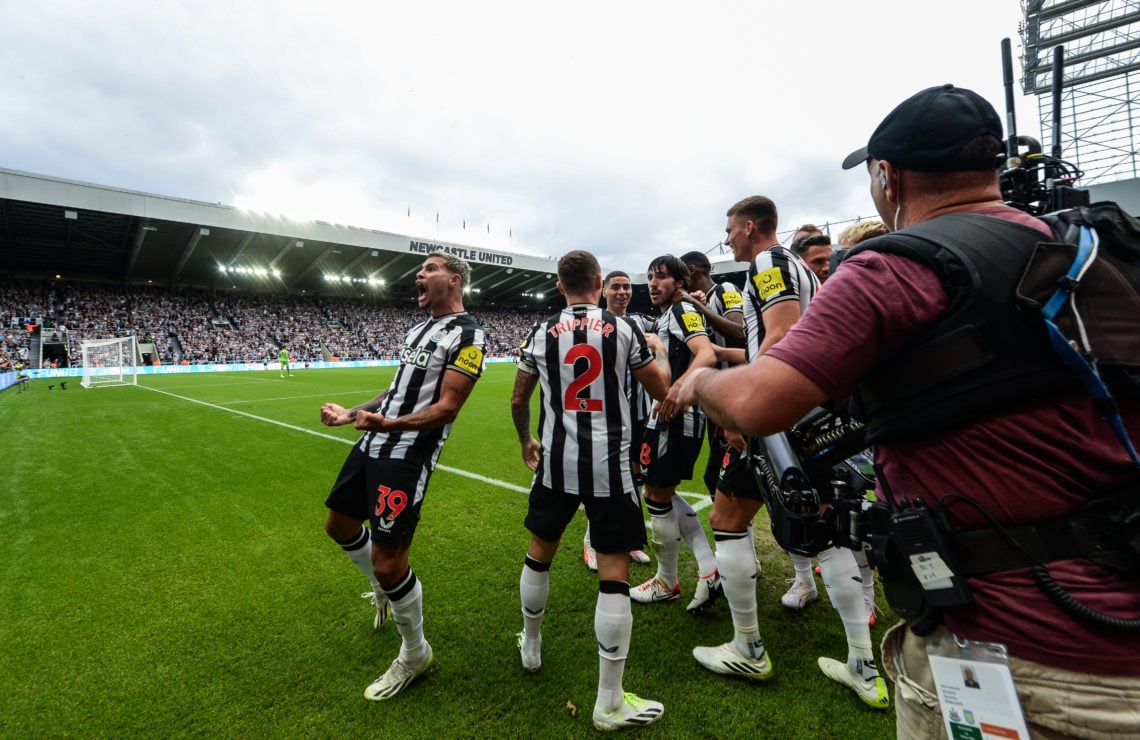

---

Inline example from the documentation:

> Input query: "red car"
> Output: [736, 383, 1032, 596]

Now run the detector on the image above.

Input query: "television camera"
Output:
[752, 407, 974, 633]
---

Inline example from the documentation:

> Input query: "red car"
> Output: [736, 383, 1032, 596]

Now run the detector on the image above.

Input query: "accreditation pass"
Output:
[926, 635, 1031, 739]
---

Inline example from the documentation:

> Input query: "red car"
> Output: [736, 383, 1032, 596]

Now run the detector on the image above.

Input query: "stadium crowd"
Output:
[0, 275, 548, 368]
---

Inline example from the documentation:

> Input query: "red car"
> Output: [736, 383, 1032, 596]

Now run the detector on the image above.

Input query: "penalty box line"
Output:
[140, 384, 711, 514]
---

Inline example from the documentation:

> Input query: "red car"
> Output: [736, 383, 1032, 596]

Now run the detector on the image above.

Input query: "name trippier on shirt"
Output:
[546, 316, 616, 338]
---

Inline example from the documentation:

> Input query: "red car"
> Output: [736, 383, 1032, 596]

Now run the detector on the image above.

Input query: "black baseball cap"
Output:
[841, 84, 1003, 172]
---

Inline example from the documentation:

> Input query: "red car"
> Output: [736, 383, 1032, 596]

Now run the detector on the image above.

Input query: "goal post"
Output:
[81, 336, 141, 388]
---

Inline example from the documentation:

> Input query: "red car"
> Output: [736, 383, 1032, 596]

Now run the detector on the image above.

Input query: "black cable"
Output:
[937, 492, 1140, 631]
[1030, 566, 1140, 631]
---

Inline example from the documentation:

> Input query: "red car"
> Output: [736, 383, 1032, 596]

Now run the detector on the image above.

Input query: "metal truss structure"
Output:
[1020, 1, 1140, 184]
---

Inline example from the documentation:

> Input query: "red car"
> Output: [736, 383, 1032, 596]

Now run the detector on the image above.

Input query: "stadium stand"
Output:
[2, 275, 545, 368]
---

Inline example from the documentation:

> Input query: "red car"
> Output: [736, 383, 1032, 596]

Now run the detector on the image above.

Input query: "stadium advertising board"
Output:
[15, 357, 517, 381]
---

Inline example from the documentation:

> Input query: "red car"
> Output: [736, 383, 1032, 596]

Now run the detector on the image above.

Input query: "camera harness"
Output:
[757, 208, 1140, 632]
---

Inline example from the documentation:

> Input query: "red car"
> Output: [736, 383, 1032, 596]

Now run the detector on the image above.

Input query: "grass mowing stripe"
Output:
[140, 383, 354, 444]
[220, 390, 381, 405]
[139, 381, 711, 510]
[140, 383, 533, 494]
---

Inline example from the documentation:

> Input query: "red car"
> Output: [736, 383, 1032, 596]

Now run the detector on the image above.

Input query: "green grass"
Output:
[0, 365, 896, 738]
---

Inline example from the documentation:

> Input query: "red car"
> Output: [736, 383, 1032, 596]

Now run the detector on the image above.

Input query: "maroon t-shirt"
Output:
[768, 206, 1140, 675]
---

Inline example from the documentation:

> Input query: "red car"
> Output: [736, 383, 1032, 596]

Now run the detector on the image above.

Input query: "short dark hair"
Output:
[679, 251, 711, 274]
[557, 250, 601, 294]
[958, 134, 1004, 166]
[648, 254, 689, 289]
[726, 196, 778, 233]
[792, 233, 832, 256]
[603, 270, 629, 286]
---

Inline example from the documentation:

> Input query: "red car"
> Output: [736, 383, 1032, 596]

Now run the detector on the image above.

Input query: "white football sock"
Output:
[520, 556, 550, 643]
[716, 532, 764, 659]
[386, 570, 427, 664]
[595, 588, 632, 713]
[338, 526, 380, 588]
[791, 552, 816, 589]
[646, 499, 680, 586]
[853, 543, 876, 604]
[672, 494, 717, 577]
[818, 547, 877, 679]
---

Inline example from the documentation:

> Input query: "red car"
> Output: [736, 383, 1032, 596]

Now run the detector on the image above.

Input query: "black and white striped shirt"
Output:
[359, 311, 485, 463]
[645, 299, 709, 439]
[706, 280, 744, 368]
[622, 313, 655, 429]
[518, 304, 653, 496]
[743, 246, 819, 361]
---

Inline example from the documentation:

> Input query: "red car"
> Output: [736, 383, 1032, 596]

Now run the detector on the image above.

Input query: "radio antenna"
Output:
[1051, 45, 1065, 159]
[1002, 37, 1019, 162]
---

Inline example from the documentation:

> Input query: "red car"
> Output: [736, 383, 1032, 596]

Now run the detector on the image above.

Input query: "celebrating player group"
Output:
[311, 190, 889, 733]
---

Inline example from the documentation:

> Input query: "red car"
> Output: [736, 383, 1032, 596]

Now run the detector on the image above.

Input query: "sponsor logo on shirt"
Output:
[755, 268, 786, 300]
[452, 345, 484, 375]
[722, 290, 744, 309]
[681, 311, 705, 333]
[400, 345, 433, 368]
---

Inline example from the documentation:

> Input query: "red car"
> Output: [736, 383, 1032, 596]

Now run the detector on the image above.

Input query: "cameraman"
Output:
[673, 84, 1140, 738]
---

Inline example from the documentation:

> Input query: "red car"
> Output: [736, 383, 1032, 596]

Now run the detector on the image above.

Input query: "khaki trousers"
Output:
[881, 621, 1140, 739]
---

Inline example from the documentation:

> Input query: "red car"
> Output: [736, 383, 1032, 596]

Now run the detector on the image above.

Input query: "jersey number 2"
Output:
[563, 344, 603, 413]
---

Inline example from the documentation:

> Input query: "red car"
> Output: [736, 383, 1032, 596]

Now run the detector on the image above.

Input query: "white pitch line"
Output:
[142, 384, 363, 444]
[220, 390, 380, 405]
[138, 384, 709, 510]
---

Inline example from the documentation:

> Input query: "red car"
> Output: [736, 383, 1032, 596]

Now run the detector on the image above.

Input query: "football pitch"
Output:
[0, 365, 896, 738]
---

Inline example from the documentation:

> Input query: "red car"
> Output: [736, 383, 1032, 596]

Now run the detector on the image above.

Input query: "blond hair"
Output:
[837, 220, 888, 248]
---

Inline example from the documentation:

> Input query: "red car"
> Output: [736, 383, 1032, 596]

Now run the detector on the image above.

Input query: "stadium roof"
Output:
[0, 167, 563, 307]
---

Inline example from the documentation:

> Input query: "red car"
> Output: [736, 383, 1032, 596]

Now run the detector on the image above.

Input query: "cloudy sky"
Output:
[2, 1, 1032, 274]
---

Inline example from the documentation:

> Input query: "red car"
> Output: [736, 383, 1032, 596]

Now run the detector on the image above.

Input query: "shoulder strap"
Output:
[905, 214, 1139, 466]
[1040, 224, 1140, 466]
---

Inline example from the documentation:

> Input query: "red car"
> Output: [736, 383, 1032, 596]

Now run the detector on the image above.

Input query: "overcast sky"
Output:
[2, 1, 1033, 276]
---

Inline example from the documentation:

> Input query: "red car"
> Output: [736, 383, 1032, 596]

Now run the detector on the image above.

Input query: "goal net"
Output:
[81, 336, 140, 388]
